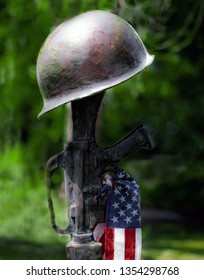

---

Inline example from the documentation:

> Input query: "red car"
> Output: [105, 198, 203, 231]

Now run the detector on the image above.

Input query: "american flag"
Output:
[93, 169, 142, 260]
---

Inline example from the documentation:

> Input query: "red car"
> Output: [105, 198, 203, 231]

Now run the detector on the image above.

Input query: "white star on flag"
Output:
[92, 169, 142, 260]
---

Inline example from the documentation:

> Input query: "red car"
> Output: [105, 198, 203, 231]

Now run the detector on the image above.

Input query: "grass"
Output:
[142, 223, 204, 260]
[0, 145, 69, 259]
[0, 177, 69, 259]
[0, 179, 203, 260]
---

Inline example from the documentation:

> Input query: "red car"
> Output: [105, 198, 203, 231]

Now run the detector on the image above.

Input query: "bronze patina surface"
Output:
[37, 10, 153, 117]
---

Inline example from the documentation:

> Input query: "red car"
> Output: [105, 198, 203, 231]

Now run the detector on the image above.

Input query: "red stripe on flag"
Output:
[125, 228, 136, 260]
[105, 228, 114, 260]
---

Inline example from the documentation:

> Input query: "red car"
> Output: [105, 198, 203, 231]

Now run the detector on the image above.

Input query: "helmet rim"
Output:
[38, 54, 153, 118]
[37, 10, 154, 117]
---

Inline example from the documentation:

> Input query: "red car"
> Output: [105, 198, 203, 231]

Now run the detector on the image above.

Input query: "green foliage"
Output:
[0, 145, 68, 245]
[0, 0, 116, 164]
[99, 0, 204, 216]
[0, 0, 204, 260]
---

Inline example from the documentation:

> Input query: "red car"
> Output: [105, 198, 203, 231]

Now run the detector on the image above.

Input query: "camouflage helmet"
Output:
[37, 10, 154, 117]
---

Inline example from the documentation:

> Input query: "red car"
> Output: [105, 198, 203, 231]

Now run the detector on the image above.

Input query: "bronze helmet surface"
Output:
[37, 10, 154, 117]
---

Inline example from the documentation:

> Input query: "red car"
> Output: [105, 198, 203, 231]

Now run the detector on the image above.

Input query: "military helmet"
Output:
[37, 10, 154, 117]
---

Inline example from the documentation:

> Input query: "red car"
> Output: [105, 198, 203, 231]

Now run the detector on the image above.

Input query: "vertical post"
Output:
[65, 92, 105, 259]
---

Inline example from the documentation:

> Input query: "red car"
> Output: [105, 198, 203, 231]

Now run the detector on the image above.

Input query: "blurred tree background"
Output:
[0, 0, 204, 259]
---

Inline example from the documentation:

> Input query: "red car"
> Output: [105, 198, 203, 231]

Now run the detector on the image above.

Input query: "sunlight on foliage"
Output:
[0, 0, 203, 259]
